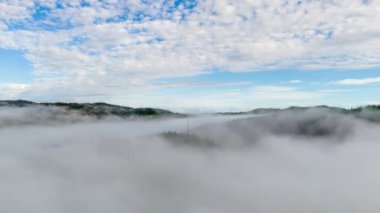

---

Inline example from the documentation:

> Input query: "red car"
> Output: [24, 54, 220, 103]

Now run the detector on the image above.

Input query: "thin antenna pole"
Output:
[187, 117, 189, 135]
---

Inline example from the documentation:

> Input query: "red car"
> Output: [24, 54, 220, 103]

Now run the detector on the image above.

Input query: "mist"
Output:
[1, 107, 380, 213]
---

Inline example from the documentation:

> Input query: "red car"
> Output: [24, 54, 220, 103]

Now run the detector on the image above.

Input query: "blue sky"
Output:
[0, 49, 33, 83]
[0, 0, 379, 111]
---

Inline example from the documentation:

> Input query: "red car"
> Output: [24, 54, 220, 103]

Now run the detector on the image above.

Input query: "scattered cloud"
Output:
[250, 86, 324, 101]
[337, 77, 380, 85]
[152, 81, 253, 89]
[0, 83, 30, 99]
[0, 0, 379, 107]
[289, 80, 302, 84]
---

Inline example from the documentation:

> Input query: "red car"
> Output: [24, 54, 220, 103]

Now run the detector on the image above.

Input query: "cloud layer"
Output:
[0, 0, 380, 104]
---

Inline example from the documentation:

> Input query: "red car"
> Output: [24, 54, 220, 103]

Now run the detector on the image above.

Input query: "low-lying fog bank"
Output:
[1, 107, 380, 212]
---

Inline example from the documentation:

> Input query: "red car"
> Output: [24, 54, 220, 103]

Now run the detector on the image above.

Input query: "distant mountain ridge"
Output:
[2, 100, 380, 122]
[0, 100, 181, 118]
[219, 105, 375, 114]
[219, 105, 380, 123]
[250, 105, 346, 114]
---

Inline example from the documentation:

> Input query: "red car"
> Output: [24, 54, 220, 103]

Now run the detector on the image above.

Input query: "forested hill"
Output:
[0, 100, 181, 118]
[218, 105, 380, 123]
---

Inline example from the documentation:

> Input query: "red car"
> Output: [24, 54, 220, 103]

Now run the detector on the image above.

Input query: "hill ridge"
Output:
[0, 100, 181, 118]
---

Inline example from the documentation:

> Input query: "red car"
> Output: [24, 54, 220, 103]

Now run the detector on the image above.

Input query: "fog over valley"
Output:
[1, 0, 379, 212]
[1, 105, 380, 212]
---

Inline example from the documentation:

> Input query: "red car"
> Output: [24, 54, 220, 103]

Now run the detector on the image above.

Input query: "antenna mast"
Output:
[186, 117, 190, 135]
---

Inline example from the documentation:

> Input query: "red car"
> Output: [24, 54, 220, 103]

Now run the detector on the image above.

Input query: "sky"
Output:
[0, 0, 379, 112]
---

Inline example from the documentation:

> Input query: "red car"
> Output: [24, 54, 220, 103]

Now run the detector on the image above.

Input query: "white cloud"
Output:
[250, 86, 324, 101]
[153, 81, 252, 89]
[0, 83, 30, 99]
[0, 0, 379, 106]
[114, 85, 328, 113]
[337, 77, 380, 85]
[0, 1, 33, 21]
[289, 80, 302, 84]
